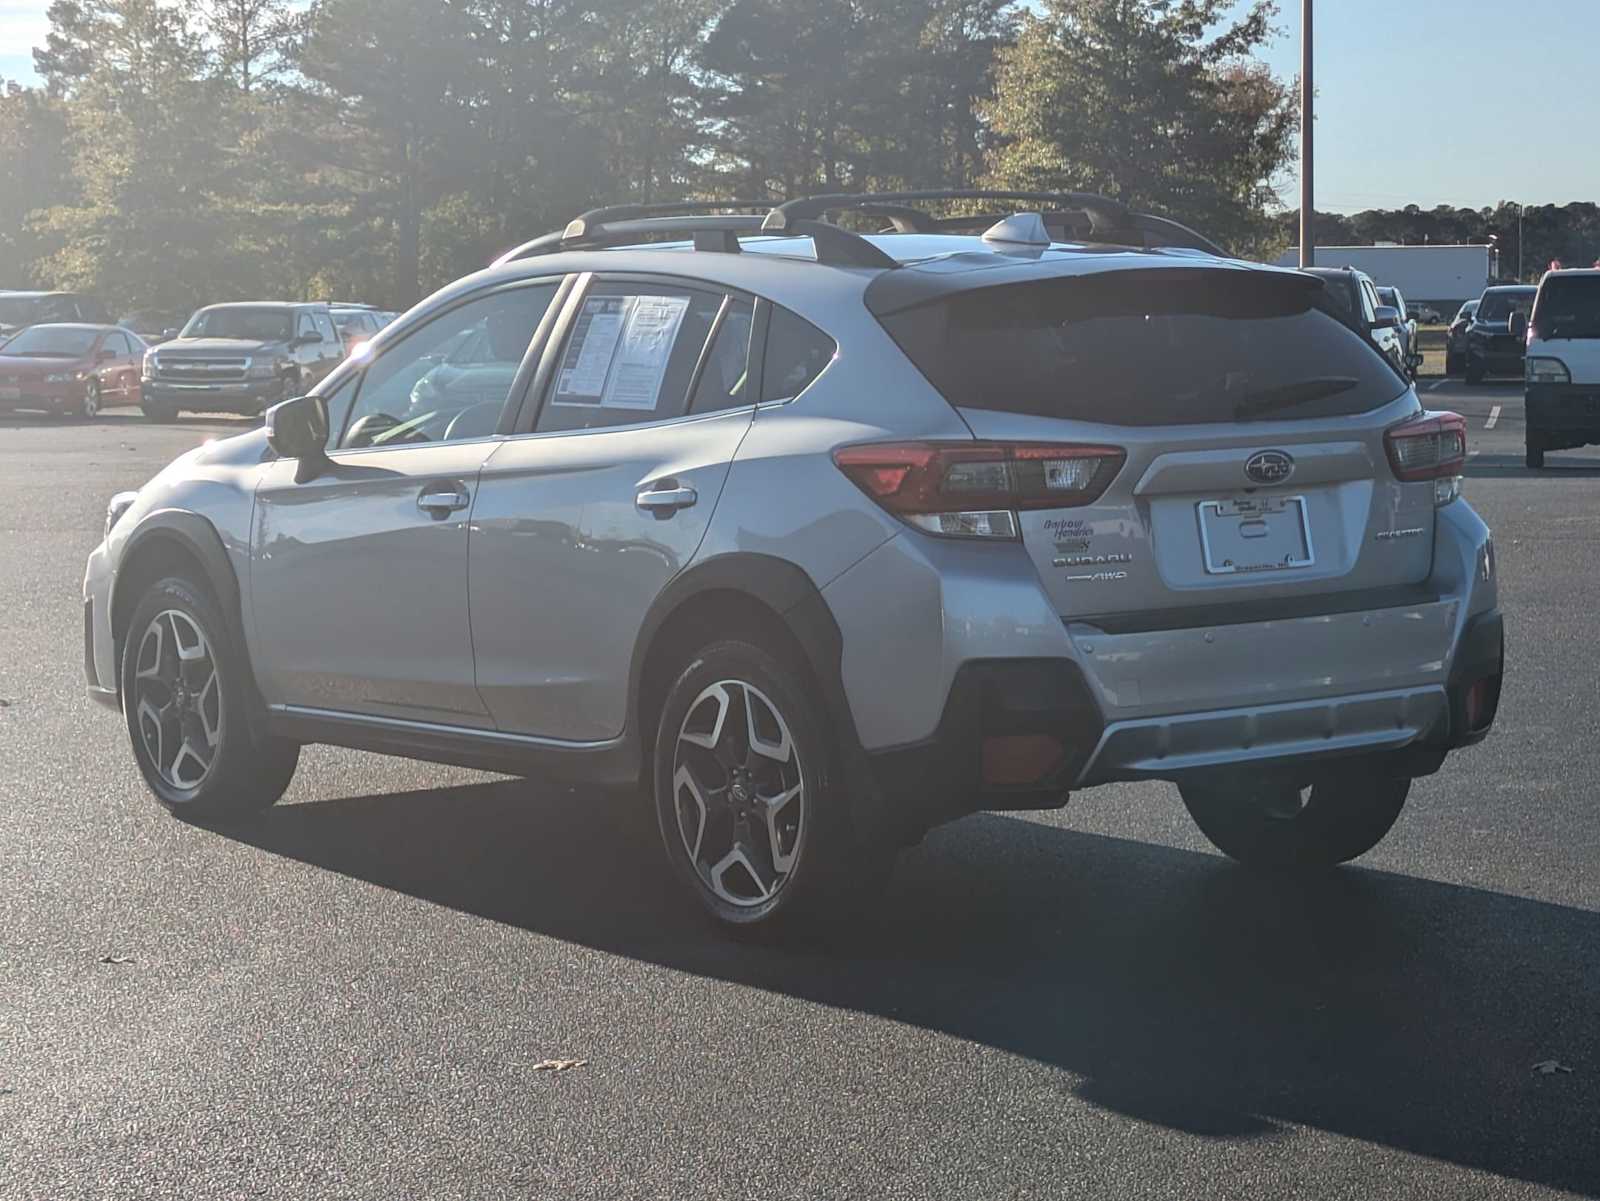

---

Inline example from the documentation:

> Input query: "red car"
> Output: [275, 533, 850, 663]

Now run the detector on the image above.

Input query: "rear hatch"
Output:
[1531, 273, 1600, 385]
[872, 266, 1448, 627]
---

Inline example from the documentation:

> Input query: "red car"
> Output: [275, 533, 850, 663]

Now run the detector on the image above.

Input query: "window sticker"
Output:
[553, 294, 690, 411]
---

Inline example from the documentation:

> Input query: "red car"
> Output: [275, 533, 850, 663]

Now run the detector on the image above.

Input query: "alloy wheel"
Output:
[82, 380, 100, 419]
[671, 680, 806, 908]
[132, 609, 223, 793]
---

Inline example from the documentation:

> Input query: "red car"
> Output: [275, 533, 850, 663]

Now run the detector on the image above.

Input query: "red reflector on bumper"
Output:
[981, 734, 1064, 787]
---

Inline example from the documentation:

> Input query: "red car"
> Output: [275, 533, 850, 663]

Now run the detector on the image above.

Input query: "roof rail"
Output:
[765, 190, 1132, 234]
[561, 198, 777, 240]
[491, 190, 1226, 270]
[492, 210, 896, 269]
[762, 190, 1227, 256]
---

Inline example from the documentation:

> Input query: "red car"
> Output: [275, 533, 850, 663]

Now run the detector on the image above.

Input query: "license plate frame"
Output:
[1196, 494, 1315, 575]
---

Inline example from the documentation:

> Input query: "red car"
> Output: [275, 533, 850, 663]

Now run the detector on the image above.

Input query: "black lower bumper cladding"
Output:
[862, 659, 1104, 844]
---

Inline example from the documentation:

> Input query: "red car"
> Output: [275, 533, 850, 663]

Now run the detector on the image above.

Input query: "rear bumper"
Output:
[143, 377, 288, 411]
[832, 500, 1500, 842]
[1526, 383, 1600, 439]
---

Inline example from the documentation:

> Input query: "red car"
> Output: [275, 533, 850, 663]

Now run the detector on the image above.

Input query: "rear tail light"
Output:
[833, 441, 1125, 539]
[1385, 411, 1466, 505]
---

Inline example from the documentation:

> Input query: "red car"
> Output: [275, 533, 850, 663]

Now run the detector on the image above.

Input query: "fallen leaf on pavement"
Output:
[1532, 1059, 1574, 1075]
[532, 1058, 588, 1072]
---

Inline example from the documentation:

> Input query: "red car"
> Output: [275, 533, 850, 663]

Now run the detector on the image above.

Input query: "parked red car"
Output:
[0, 323, 147, 419]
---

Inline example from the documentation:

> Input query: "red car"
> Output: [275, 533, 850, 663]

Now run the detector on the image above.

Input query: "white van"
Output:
[1523, 268, 1600, 467]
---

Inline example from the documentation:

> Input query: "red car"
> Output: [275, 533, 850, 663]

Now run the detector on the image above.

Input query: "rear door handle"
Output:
[636, 484, 698, 514]
[418, 483, 470, 516]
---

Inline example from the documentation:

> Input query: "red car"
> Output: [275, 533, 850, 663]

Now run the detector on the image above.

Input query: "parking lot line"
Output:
[1426, 380, 1448, 392]
[1486, 405, 1501, 429]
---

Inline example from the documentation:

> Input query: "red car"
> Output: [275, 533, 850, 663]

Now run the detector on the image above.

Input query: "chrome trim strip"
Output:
[268, 703, 619, 751]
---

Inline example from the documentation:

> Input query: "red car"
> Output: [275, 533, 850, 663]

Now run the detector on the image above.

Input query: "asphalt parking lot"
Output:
[3, 387, 1598, 1199]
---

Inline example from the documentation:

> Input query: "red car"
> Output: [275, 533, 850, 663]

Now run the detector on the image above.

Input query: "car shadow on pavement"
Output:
[1467, 454, 1600, 478]
[228, 781, 1600, 1196]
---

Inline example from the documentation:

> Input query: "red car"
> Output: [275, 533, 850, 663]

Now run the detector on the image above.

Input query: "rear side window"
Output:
[537, 283, 723, 432]
[761, 306, 835, 401]
[877, 269, 1408, 426]
[1532, 276, 1600, 339]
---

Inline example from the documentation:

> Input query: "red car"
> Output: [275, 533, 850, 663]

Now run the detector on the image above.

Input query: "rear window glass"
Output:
[1532, 276, 1600, 339]
[877, 270, 1407, 426]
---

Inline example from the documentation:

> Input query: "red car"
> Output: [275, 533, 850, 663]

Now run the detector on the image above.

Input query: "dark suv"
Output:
[0, 290, 111, 340]
[1464, 285, 1537, 384]
[140, 302, 344, 420]
[1302, 267, 1408, 377]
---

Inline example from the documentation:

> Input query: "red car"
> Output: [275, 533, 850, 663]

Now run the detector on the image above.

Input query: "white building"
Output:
[1272, 244, 1496, 309]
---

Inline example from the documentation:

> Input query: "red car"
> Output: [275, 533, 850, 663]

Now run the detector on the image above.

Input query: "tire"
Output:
[1445, 351, 1462, 376]
[1526, 438, 1545, 469]
[120, 575, 299, 820]
[1465, 359, 1485, 385]
[651, 637, 888, 934]
[142, 403, 178, 423]
[1179, 766, 1410, 870]
[79, 379, 101, 420]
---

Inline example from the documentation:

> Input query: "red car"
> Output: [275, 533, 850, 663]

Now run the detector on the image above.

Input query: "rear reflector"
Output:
[1385, 411, 1467, 482]
[833, 441, 1124, 539]
[982, 734, 1065, 786]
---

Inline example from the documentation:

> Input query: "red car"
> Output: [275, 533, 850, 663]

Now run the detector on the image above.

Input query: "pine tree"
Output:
[983, 0, 1294, 255]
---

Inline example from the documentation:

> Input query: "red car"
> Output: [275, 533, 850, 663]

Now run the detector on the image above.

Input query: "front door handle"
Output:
[418, 483, 470, 517]
[636, 483, 698, 514]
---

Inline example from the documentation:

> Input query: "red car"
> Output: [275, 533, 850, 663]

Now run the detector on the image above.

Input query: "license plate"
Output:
[1197, 495, 1314, 575]
[0, 386, 18, 401]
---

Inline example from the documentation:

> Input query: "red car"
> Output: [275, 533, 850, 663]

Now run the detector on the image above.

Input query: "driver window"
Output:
[336, 283, 558, 450]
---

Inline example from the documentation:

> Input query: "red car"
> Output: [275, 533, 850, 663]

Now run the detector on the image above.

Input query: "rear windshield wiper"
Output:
[1230, 376, 1359, 419]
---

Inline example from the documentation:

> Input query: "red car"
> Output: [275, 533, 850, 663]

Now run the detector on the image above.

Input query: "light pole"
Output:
[1299, 0, 1314, 268]
[1516, 203, 1524, 280]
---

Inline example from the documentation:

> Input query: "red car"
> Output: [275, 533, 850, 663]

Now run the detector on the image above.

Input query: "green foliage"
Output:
[982, 0, 1294, 256]
[8, 0, 1312, 312]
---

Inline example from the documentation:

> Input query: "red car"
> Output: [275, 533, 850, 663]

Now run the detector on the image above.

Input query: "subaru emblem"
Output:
[1244, 450, 1294, 486]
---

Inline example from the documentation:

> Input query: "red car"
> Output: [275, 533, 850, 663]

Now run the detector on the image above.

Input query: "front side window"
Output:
[536, 282, 723, 433]
[1358, 279, 1379, 324]
[106, 332, 133, 356]
[337, 283, 558, 450]
[183, 307, 295, 341]
[312, 312, 338, 343]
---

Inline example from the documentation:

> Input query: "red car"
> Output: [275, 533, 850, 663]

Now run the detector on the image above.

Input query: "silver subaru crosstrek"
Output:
[83, 193, 1504, 933]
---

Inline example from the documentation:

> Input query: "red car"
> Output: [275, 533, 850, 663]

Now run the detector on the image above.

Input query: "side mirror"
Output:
[293, 331, 321, 347]
[265, 394, 330, 483]
[97, 348, 117, 361]
[1509, 311, 1528, 338]
[1372, 305, 1401, 330]
[161, 328, 178, 341]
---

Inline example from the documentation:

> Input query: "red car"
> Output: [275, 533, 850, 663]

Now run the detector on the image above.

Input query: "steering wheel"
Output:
[343, 412, 403, 448]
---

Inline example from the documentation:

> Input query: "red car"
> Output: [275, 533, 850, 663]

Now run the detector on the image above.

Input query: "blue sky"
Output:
[3, 0, 1596, 214]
